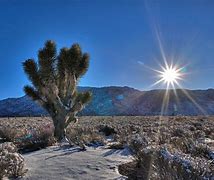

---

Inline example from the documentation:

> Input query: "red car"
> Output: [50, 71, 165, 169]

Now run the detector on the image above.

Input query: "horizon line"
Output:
[1, 85, 214, 101]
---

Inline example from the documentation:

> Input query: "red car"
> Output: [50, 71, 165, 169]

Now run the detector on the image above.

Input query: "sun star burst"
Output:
[153, 63, 184, 89]
[161, 66, 181, 84]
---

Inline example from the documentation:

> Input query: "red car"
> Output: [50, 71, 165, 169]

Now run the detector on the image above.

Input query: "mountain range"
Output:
[1, 86, 214, 117]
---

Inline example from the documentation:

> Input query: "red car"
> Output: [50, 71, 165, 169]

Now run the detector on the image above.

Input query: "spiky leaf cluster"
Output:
[23, 40, 91, 120]
[57, 44, 89, 78]
[76, 92, 92, 104]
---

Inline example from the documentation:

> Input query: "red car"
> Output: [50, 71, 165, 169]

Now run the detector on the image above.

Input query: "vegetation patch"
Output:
[0, 142, 27, 179]
[0, 116, 213, 179]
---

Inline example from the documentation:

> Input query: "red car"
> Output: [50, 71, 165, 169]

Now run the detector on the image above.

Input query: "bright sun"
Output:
[161, 66, 180, 84]
[153, 63, 184, 89]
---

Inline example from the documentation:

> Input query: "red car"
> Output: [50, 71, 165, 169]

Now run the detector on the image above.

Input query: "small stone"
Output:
[95, 167, 100, 170]
[109, 166, 116, 170]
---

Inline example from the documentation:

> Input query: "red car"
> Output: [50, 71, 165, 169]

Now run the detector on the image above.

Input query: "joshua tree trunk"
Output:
[53, 115, 66, 141]
[22, 40, 91, 142]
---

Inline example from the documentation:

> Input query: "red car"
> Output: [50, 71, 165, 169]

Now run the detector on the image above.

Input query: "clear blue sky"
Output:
[0, 0, 214, 99]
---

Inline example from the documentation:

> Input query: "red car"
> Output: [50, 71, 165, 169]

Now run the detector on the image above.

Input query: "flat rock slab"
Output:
[21, 145, 132, 180]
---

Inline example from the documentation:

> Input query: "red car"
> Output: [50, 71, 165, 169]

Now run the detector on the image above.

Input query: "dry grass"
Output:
[0, 142, 27, 179]
[0, 116, 213, 179]
[0, 117, 55, 152]
[66, 125, 106, 149]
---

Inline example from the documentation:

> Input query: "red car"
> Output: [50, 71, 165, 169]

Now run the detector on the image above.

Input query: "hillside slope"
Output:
[1, 86, 214, 116]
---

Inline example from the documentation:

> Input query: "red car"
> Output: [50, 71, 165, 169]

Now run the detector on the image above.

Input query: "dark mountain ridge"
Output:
[0, 86, 214, 117]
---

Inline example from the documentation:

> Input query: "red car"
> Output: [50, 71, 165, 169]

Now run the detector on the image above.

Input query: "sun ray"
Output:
[151, 61, 206, 116]
[161, 86, 169, 115]
[176, 84, 207, 115]
[150, 61, 188, 118]
[149, 78, 165, 88]
[155, 28, 169, 70]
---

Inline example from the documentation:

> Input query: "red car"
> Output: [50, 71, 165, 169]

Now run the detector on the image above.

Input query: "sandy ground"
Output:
[21, 145, 132, 180]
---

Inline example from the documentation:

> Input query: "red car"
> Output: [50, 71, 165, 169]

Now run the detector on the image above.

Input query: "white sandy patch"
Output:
[21, 145, 133, 180]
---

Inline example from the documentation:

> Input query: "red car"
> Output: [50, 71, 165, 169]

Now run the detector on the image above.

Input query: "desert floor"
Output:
[0, 116, 213, 179]
[21, 145, 132, 180]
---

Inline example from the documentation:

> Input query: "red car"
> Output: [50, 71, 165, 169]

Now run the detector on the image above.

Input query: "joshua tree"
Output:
[23, 40, 91, 141]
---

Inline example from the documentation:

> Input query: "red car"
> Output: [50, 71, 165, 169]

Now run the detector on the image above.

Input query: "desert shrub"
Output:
[129, 125, 141, 134]
[113, 125, 142, 147]
[157, 146, 213, 179]
[170, 137, 196, 154]
[113, 128, 128, 145]
[0, 142, 26, 179]
[66, 126, 105, 149]
[203, 127, 212, 137]
[0, 120, 55, 152]
[120, 146, 213, 180]
[209, 132, 214, 140]
[191, 144, 213, 160]
[193, 130, 206, 139]
[155, 147, 203, 180]
[136, 147, 156, 178]
[125, 133, 152, 175]
[171, 128, 186, 137]
[14, 123, 55, 152]
[118, 147, 156, 180]
[192, 122, 203, 130]
[16, 134, 55, 153]
[98, 125, 117, 136]
[189, 125, 196, 131]
[108, 142, 124, 149]
[0, 126, 17, 142]
[128, 134, 148, 156]
[158, 131, 171, 145]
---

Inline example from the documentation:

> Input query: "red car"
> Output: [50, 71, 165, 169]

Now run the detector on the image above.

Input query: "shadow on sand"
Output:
[23, 144, 84, 159]
[102, 147, 132, 157]
[45, 146, 83, 160]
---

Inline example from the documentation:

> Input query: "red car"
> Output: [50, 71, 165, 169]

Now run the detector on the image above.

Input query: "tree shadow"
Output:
[45, 146, 84, 160]
[23, 144, 82, 157]
[102, 148, 131, 157]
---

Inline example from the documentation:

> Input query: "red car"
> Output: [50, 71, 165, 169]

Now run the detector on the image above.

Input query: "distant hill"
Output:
[1, 86, 214, 116]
